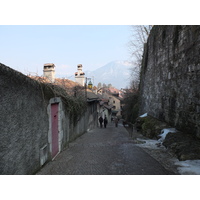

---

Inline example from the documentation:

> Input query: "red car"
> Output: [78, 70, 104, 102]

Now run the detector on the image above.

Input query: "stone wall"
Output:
[0, 63, 98, 174]
[139, 25, 200, 138]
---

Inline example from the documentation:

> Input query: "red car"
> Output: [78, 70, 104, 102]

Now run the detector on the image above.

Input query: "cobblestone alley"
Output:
[36, 122, 175, 175]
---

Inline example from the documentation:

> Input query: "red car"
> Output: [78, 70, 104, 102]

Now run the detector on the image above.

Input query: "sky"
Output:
[0, 25, 132, 78]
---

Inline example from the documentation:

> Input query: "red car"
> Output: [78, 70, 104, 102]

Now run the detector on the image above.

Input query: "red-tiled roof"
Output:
[108, 87, 120, 94]
[55, 78, 79, 88]
[29, 75, 99, 102]
[28, 76, 79, 88]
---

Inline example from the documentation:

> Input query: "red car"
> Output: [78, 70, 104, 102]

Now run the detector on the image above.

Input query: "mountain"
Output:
[85, 61, 134, 89]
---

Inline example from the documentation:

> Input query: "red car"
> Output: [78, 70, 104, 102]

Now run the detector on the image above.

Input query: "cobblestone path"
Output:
[36, 123, 174, 175]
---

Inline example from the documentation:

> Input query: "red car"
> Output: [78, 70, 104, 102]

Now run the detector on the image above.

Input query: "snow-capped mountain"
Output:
[66, 60, 137, 89]
[85, 61, 135, 89]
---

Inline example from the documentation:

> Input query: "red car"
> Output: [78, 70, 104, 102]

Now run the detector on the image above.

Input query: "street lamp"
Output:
[85, 77, 93, 98]
[85, 77, 93, 90]
[88, 80, 93, 90]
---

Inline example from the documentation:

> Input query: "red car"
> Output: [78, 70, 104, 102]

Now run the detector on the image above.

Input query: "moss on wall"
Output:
[136, 115, 168, 139]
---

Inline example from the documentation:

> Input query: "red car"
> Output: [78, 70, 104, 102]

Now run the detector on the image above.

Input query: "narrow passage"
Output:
[36, 122, 174, 175]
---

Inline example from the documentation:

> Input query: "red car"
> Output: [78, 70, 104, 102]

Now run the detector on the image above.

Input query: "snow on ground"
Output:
[136, 138, 163, 150]
[136, 128, 200, 175]
[175, 160, 200, 175]
[139, 113, 147, 118]
[158, 128, 177, 143]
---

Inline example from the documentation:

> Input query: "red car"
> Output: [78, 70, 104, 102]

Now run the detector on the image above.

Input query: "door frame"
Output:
[48, 97, 63, 160]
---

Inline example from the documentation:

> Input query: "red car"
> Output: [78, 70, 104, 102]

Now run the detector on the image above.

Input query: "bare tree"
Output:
[122, 26, 153, 123]
[129, 25, 152, 66]
[128, 25, 153, 88]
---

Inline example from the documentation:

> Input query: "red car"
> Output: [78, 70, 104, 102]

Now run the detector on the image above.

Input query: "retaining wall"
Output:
[139, 25, 200, 137]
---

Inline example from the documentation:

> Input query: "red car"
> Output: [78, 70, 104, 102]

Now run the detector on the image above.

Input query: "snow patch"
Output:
[175, 160, 200, 175]
[136, 138, 162, 150]
[136, 134, 200, 175]
[158, 128, 177, 143]
[139, 113, 147, 118]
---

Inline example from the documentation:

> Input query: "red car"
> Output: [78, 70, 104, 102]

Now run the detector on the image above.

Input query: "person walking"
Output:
[104, 116, 108, 128]
[99, 116, 103, 128]
[115, 117, 119, 127]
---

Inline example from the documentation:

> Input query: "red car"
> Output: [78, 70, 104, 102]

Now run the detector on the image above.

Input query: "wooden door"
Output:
[51, 103, 59, 158]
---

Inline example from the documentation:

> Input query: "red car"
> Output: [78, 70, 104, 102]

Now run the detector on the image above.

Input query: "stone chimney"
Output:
[75, 64, 85, 86]
[43, 63, 55, 82]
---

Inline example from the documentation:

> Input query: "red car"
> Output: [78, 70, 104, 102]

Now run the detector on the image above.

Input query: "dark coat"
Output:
[99, 117, 103, 123]
[104, 117, 108, 124]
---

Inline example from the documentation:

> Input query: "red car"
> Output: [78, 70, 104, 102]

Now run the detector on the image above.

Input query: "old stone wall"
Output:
[61, 100, 98, 146]
[139, 25, 200, 138]
[0, 63, 98, 174]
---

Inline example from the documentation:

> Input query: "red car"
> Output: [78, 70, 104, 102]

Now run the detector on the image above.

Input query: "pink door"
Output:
[51, 103, 59, 158]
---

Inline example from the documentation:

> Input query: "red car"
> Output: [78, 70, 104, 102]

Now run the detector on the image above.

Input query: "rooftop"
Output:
[86, 89, 99, 102]
[29, 75, 99, 102]
[44, 63, 55, 67]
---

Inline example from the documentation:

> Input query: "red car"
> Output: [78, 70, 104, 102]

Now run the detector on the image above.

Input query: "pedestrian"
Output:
[122, 119, 126, 127]
[99, 116, 103, 128]
[104, 116, 108, 128]
[115, 117, 119, 127]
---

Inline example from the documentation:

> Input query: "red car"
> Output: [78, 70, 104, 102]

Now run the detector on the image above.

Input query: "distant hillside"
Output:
[85, 61, 135, 89]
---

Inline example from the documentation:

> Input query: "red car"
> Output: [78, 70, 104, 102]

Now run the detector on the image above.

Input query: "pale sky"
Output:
[0, 1, 193, 79]
[0, 25, 132, 78]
